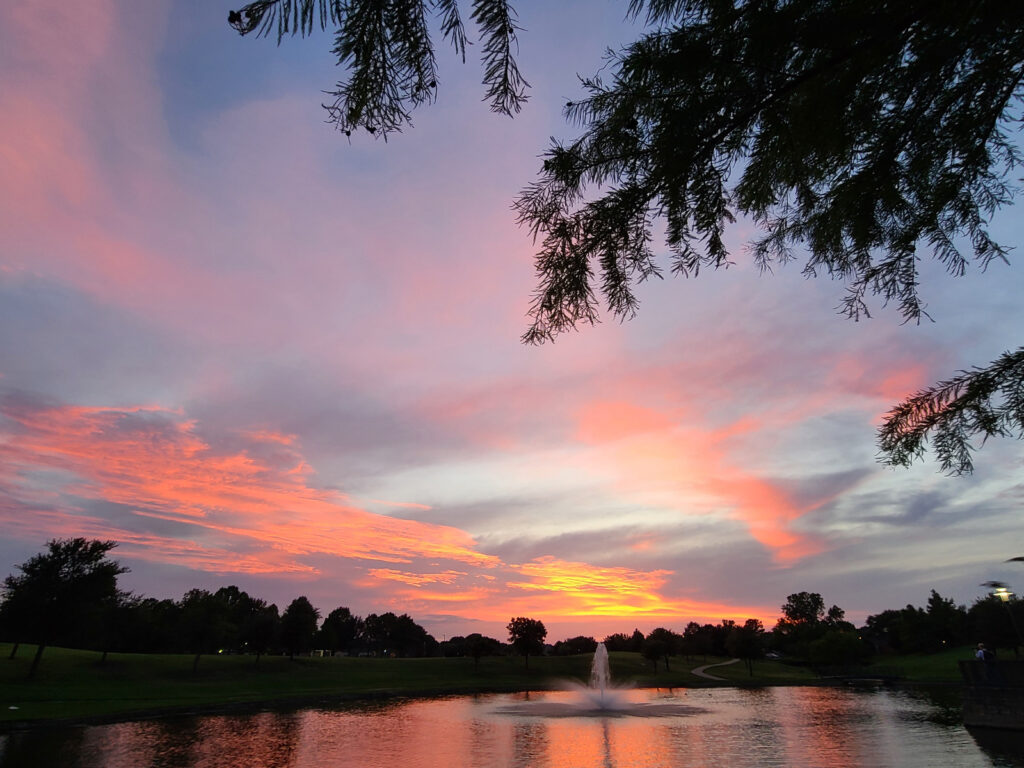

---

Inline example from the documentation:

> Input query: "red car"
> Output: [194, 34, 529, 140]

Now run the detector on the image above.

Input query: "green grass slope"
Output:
[0, 644, 974, 727]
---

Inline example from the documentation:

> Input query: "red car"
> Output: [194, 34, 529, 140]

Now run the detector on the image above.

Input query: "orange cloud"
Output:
[574, 401, 824, 563]
[0, 397, 784, 627]
[366, 569, 469, 587]
[0, 401, 497, 571]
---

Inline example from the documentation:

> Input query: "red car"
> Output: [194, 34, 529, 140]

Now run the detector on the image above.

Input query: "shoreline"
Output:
[0, 679, 962, 734]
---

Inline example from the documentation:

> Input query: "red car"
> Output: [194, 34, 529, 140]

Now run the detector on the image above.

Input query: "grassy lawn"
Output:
[0, 644, 589, 724]
[867, 644, 978, 684]
[0, 644, 976, 726]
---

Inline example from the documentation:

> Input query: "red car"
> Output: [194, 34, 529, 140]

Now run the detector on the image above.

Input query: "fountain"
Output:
[494, 642, 707, 717]
[591, 643, 611, 698]
[565, 642, 631, 712]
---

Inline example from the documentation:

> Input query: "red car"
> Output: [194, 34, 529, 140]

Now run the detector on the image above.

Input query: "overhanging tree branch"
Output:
[879, 348, 1024, 475]
[228, 0, 528, 137]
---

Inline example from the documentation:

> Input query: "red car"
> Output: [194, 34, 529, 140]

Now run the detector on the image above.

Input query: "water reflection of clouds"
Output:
[0, 688, 1007, 768]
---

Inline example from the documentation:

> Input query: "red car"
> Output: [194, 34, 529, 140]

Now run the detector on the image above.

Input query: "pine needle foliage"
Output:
[228, 0, 528, 137]
[516, 0, 1023, 342]
[227, 0, 1024, 472]
[879, 348, 1024, 475]
[513, 0, 1024, 472]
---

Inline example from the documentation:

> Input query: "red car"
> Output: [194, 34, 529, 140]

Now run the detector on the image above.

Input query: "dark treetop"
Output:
[230, 0, 1024, 474]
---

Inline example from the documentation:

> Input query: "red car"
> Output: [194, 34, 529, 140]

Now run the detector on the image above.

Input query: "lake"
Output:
[2, 686, 1023, 767]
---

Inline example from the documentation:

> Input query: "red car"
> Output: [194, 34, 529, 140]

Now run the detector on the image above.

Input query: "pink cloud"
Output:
[0, 396, 778, 627]
[0, 399, 497, 570]
[572, 400, 825, 563]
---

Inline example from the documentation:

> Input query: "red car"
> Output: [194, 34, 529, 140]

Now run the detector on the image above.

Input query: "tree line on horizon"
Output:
[2, 539, 1020, 679]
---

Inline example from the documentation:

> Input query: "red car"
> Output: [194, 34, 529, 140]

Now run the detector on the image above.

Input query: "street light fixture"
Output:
[981, 580, 1022, 646]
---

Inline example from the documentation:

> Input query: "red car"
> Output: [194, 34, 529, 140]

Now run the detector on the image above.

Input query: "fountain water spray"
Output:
[494, 640, 706, 718]
[590, 643, 611, 703]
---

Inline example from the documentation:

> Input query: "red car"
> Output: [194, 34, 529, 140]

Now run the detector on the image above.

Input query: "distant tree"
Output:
[629, 628, 645, 652]
[553, 635, 599, 656]
[178, 589, 234, 673]
[280, 596, 320, 659]
[126, 597, 181, 654]
[602, 632, 633, 652]
[824, 605, 849, 628]
[361, 612, 434, 657]
[1, 539, 127, 678]
[441, 635, 468, 657]
[774, 592, 849, 660]
[361, 613, 390, 656]
[641, 635, 667, 671]
[318, 606, 363, 656]
[861, 608, 903, 654]
[465, 633, 503, 669]
[969, 594, 1023, 656]
[507, 616, 547, 669]
[682, 621, 713, 661]
[926, 590, 968, 649]
[778, 592, 826, 627]
[726, 619, 766, 676]
[642, 627, 681, 672]
[808, 630, 871, 668]
[710, 620, 736, 657]
[240, 600, 280, 664]
[89, 589, 136, 664]
[602, 630, 645, 653]
[863, 590, 969, 655]
[212, 585, 255, 652]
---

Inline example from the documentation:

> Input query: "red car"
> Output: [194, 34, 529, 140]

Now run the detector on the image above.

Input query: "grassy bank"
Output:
[0, 644, 971, 727]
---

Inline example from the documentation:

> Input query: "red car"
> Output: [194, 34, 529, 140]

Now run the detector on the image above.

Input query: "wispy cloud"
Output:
[0, 394, 775, 625]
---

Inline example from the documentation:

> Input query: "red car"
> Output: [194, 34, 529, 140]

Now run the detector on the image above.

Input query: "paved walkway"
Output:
[690, 658, 741, 680]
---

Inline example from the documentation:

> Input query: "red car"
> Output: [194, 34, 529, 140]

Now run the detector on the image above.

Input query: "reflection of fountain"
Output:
[495, 643, 707, 718]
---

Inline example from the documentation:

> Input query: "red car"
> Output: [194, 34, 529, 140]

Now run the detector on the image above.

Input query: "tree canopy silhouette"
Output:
[506, 615, 546, 667]
[229, 0, 1024, 474]
[1, 538, 127, 678]
[228, 0, 527, 138]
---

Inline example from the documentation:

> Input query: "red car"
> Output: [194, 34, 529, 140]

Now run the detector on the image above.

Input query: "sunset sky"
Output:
[2, 0, 1022, 642]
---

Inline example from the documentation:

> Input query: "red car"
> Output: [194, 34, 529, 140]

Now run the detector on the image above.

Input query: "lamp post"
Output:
[982, 580, 1023, 650]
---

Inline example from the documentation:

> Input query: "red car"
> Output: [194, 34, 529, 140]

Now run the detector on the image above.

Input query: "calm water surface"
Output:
[2, 687, 1023, 768]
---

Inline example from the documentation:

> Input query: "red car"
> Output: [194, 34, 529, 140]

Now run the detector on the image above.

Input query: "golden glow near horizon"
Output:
[0, 399, 778, 629]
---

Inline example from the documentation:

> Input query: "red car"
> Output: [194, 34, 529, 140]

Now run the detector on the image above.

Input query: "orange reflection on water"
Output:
[0, 687, 995, 768]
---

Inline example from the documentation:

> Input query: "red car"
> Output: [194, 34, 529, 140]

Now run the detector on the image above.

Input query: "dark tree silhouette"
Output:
[642, 627, 680, 672]
[1, 538, 127, 678]
[774, 592, 855, 661]
[725, 618, 765, 675]
[317, 606, 362, 656]
[506, 616, 546, 669]
[465, 632, 502, 669]
[241, 600, 280, 664]
[178, 589, 234, 673]
[515, 0, 1024, 474]
[361, 612, 434, 657]
[552, 635, 598, 656]
[230, 0, 1024, 473]
[778, 592, 826, 627]
[280, 596, 320, 659]
[227, 0, 528, 138]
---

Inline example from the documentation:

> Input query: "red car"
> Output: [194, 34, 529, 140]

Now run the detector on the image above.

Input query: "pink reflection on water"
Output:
[0, 688, 996, 768]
